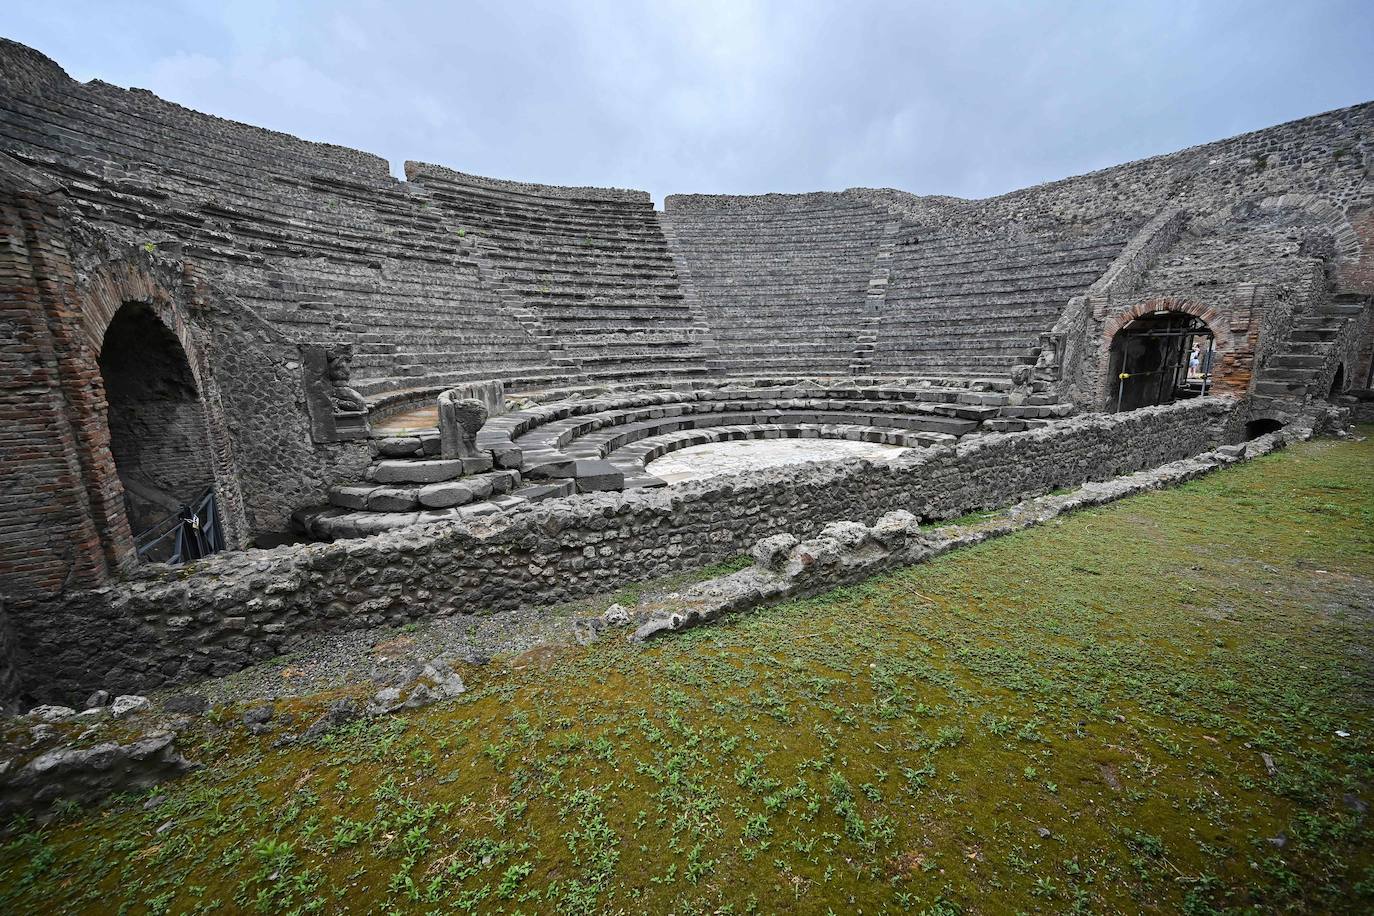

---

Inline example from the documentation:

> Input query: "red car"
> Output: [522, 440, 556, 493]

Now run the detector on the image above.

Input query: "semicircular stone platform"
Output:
[643, 437, 909, 484]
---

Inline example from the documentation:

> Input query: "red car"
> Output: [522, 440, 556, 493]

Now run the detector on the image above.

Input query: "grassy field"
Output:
[3, 431, 1372, 914]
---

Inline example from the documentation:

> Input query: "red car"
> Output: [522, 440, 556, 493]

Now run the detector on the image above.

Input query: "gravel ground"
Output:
[149, 594, 599, 708]
[144, 562, 735, 709]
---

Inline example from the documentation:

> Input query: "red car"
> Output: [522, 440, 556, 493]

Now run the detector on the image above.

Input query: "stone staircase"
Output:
[1253, 296, 1364, 400]
[850, 222, 901, 375]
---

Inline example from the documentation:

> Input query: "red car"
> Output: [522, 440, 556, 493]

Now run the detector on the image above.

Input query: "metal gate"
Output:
[133, 487, 226, 564]
[1110, 312, 1214, 412]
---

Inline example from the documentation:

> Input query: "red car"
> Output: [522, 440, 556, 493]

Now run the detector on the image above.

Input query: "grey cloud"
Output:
[5, 0, 1371, 204]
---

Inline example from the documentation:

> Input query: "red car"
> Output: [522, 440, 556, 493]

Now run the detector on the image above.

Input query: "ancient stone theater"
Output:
[1, 38, 1370, 705]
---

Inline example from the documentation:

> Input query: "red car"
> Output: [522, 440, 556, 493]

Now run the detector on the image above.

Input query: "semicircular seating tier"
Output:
[874, 227, 1129, 377]
[295, 378, 1075, 540]
[405, 163, 716, 385]
[0, 72, 572, 396]
[661, 193, 897, 378]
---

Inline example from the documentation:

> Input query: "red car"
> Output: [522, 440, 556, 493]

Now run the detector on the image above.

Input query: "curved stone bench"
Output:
[564, 411, 959, 460]
[302, 376, 1075, 541]
[602, 423, 937, 482]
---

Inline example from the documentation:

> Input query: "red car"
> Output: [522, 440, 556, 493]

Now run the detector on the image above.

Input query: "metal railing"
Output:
[133, 487, 225, 565]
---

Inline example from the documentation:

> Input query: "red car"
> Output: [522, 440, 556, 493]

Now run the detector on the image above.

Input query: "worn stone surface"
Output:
[0, 35, 1368, 708]
[0, 730, 200, 822]
[110, 696, 151, 719]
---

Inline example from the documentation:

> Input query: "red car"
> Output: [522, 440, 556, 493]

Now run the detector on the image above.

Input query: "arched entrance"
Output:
[1244, 418, 1285, 440]
[98, 302, 220, 560]
[1107, 310, 1215, 412]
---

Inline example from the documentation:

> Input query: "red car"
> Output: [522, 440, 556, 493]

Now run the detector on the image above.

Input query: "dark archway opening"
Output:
[1107, 311, 1215, 412]
[1244, 418, 1285, 440]
[98, 303, 217, 559]
[1328, 363, 1345, 399]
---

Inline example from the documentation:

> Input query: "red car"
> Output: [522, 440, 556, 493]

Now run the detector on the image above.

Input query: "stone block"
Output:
[328, 486, 373, 510]
[572, 459, 626, 493]
[371, 459, 465, 484]
[462, 455, 494, 475]
[417, 482, 474, 508]
[524, 454, 579, 479]
[375, 437, 422, 458]
[366, 487, 420, 511]
[490, 444, 523, 468]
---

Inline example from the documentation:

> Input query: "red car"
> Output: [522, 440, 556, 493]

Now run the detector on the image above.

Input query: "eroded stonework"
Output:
[0, 36, 1369, 704]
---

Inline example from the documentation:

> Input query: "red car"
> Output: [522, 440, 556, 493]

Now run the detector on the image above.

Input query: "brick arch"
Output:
[1100, 298, 1233, 348]
[77, 254, 247, 561]
[1097, 298, 1241, 408]
[83, 257, 212, 397]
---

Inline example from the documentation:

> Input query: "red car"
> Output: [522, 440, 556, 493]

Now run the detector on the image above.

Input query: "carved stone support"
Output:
[301, 344, 370, 442]
[438, 390, 489, 460]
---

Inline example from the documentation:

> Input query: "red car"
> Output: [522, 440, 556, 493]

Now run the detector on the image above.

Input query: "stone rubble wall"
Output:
[201, 289, 373, 534]
[855, 102, 1373, 240]
[13, 398, 1230, 703]
[628, 429, 1291, 640]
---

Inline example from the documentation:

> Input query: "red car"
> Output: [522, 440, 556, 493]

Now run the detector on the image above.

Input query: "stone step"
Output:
[920, 403, 1002, 422]
[368, 456, 493, 484]
[511, 480, 576, 502]
[1268, 354, 1325, 370]
[1253, 380, 1308, 397]
[1314, 303, 1363, 316]
[328, 470, 523, 511]
[1001, 403, 1075, 419]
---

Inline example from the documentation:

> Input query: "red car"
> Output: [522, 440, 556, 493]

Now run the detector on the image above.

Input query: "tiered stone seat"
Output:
[605, 424, 937, 481]
[490, 381, 1073, 486]
[875, 231, 1126, 377]
[406, 164, 713, 383]
[662, 194, 893, 376]
[0, 73, 562, 394]
[294, 377, 1075, 539]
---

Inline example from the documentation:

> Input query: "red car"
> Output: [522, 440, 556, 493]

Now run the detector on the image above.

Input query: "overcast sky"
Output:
[5, 1, 1373, 204]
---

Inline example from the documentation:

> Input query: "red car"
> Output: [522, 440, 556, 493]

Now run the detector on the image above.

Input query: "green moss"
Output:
[4, 431, 1372, 913]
